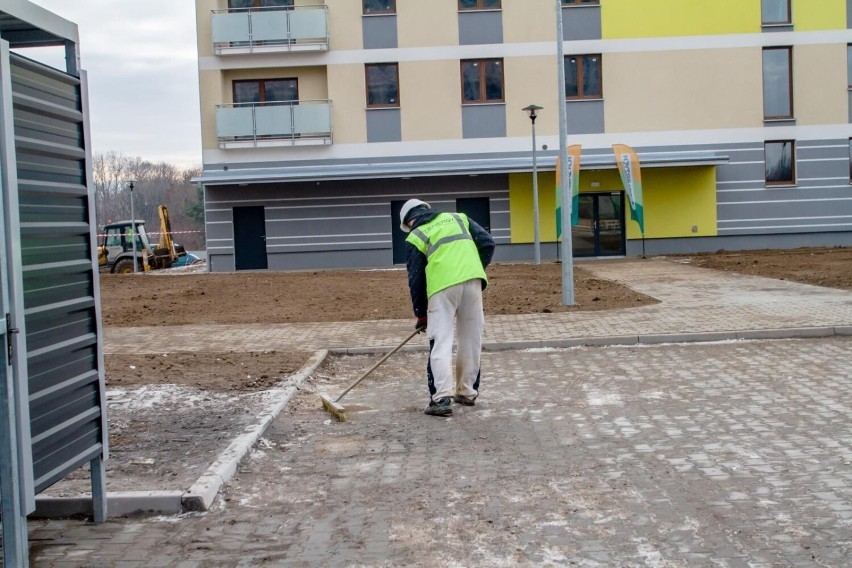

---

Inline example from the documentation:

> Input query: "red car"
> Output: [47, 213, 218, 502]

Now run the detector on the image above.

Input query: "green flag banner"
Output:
[555, 144, 581, 238]
[612, 144, 645, 234]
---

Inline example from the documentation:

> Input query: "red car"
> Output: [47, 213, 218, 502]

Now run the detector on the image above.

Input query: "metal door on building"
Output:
[573, 192, 625, 257]
[390, 199, 407, 265]
[233, 206, 268, 270]
[456, 197, 491, 233]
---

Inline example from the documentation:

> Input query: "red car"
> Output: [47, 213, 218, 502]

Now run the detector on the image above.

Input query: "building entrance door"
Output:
[390, 200, 407, 265]
[233, 206, 268, 270]
[573, 192, 625, 257]
[456, 197, 491, 232]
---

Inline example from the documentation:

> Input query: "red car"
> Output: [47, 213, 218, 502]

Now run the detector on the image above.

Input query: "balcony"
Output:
[216, 100, 333, 149]
[211, 4, 328, 55]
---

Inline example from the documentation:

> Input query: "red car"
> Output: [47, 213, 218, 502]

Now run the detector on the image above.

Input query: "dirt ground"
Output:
[44, 247, 852, 497]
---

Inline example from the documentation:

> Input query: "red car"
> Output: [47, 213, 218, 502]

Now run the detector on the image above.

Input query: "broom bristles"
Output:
[320, 394, 347, 422]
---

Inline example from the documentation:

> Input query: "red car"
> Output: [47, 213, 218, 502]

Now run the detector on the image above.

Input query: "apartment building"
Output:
[194, 0, 852, 272]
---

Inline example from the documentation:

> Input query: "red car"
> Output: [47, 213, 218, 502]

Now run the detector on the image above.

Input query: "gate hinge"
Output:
[6, 313, 19, 366]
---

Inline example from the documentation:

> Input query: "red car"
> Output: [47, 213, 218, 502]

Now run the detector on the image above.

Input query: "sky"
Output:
[22, 1, 202, 169]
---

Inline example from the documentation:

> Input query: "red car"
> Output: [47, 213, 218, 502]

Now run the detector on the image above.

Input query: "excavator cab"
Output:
[97, 205, 186, 273]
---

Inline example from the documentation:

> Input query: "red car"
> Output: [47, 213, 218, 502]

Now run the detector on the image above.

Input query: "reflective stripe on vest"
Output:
[410, 214, 470, 259]
[405, 212, 487, 298]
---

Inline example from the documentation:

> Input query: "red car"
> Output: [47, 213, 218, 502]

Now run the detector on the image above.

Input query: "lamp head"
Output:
[522, 104, 543, 121]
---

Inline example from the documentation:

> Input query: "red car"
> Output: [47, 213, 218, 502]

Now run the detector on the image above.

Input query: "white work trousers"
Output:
[426, 279, 485, 402]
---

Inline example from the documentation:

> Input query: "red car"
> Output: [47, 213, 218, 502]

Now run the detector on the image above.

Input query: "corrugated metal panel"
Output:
[10, 53, 104, 494]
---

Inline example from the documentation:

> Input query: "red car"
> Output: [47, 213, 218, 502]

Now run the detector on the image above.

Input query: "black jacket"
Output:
[405, 208, 495, 318]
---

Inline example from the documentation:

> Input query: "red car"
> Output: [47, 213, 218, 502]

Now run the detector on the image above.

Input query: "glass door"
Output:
[572, 192, 625, 257]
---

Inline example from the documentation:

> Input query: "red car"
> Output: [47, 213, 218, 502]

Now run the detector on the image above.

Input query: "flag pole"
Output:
[556, 0, 574, 305]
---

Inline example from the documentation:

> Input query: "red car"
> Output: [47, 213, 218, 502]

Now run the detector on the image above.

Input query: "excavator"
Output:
[97, 205, 190, 273]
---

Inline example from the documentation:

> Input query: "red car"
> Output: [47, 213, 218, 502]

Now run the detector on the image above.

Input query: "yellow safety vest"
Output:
[405, 212, 487, 298]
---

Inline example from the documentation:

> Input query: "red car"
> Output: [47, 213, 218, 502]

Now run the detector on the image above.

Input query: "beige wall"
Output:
[794, 44, 848, 126]
[504, 56, 560, 138]
[326, 0, 362, 51]
[198, 69, 223, 150]
[502, 0, 556, 44]
[196, 0, 219, 58]
[604, 47, 764, 133]
[399, 60, 462, 141]
[327, 64, 367, 143]
[397, 0, 458, 48]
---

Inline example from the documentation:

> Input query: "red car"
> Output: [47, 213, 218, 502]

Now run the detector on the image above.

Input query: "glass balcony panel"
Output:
[289, 10, 327, 39]
[212, 12, 251, 43]
[250, 10, 289, 42]
[216, 106, 255, 138]
[293, 103, 330, 135]
[255, 105, 294, 137]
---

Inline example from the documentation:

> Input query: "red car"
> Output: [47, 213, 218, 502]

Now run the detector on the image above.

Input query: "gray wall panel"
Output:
[462, 104, 506, 138]
[362, 15, 397, 49]
[458, 11, 502, 45]
[565, 100, 604, 134]
[209, 254, 236, 272]
[9, 54, 105, 495]
[268, 248, 391, 270]
[626, 232, 852, 256]
[562, 6, 601, 40]
[366, 108, 401, 143]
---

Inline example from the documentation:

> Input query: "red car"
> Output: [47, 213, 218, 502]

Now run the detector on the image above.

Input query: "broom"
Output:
[320, 328, 421, 421]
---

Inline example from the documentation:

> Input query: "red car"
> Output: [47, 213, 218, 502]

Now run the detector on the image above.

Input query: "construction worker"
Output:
[399, 198, 495, 417]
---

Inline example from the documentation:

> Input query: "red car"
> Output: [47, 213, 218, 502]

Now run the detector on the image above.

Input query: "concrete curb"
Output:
[32, 349, 329, 519]
[182, 349, 328, 512]
[334, 326, 850, 354]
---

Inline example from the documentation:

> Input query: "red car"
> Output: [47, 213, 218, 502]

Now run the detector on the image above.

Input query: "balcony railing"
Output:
[211, 4, 328, 55]
[216, 100, 333, 149]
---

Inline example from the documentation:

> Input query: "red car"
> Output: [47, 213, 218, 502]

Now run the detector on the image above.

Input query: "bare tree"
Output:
[92, 152, 205, 250]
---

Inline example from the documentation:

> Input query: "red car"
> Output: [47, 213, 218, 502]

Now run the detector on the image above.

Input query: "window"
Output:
[849, 139, 852, 184]
[461, 59, 504, 103]
[765, 141, 795, 185]
[848, 44, 852, 88]
[562, 0, 600, 4]
[233, 79, 298, 105]
[459, 0, 501, 10]
[229, 0, 293, 8]
[762, 47, 793, 119]
[761, 0, 791, 25]
[363, 0, 395, 14]
[565, 54, 602, 99]
[366, 63, 400, 107]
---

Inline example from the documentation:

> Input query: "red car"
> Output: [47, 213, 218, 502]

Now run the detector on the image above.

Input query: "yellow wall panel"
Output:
[196, 0, 216, 58]
[794, 44, 849, 125]
[602, 0, 760, 38]
[640, 167, 718, 239]
[794, 0, 846, 30]
[327, 64, 367, 143]
[400, 60, 462, 141]
[503, 0, 556, 44]
[604, 48, 764, 133]
[398, 0, 458, 48]
[510, 166, 718, 243]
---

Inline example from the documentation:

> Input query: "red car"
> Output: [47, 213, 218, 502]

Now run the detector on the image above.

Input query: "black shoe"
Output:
[453, 394, 477, 406]
[425, 397, 453, 417]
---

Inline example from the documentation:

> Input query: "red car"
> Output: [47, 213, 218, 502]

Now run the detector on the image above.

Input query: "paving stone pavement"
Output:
[11, 258, 852, 566]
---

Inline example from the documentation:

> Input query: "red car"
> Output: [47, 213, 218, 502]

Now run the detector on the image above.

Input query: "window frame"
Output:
[363, 0, 396, 15]
[564, 54, 603, 100]
[365, 63, 400, 108]
[762, 46, 793, 120]
[460, 58, 505, 104]
[458, 0, 502, 11]
[232, 78, 299, 105]
[561, 0, 600, 5]
[761, 0, 792, 26]
[764, 140, 796, 186]
[228, 0, 294, 9]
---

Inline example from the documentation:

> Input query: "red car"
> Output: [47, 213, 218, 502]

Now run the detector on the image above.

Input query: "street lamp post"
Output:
[522, 104, 543, 265]
[127, 180, 136, 274]
[555, 0, 575, 305]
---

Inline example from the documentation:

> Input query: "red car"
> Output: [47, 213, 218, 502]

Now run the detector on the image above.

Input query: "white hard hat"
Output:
[399, 199, 430, 232]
